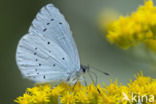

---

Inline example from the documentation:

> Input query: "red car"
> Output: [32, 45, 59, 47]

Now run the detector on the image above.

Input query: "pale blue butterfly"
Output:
[16, 4, 89, 83]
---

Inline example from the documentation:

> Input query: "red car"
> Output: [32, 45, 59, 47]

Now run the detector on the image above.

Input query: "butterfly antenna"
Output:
[90, 65, 110, 76]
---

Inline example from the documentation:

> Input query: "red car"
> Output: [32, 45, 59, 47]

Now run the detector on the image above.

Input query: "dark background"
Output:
[0, 0, 155, 103]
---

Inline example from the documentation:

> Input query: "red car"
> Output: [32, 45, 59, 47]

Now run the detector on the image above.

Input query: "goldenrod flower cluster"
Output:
[15, 72, 156, 104]
[103, 0, 156, 49]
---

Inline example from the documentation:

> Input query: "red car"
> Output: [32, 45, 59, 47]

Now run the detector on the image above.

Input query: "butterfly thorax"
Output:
[66, 65, 89, 83]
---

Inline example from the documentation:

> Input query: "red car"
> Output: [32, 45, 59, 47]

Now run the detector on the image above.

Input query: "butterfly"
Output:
[16, 3, 89, 83]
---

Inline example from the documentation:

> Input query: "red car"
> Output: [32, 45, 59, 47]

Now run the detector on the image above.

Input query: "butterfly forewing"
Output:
[29, 4, 80, 71]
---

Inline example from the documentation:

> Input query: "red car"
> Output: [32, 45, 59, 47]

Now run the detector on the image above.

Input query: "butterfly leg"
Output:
[72, 80, 78, 91]
[87, 72, 101, 93]
[52, 80, 61, 88]
[88, 72, 95, 85]
[90, 71, 98, 85]
[82, 75, 88, 86]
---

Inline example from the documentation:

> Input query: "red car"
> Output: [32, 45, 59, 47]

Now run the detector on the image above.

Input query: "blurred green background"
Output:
[0, 0, 155, 103]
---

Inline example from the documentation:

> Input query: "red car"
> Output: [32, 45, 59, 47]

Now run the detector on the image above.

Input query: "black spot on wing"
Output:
[43, 28, 47, 32]
[51, 19, 54, 21]
[47, 23, 50, 25]
[59, 22, 62, 24]
[34, 52, 37, 55]
[53, 64, 56, 67]
[39, 63, 41, 66]
[47, 41, 50, 44]
[43, 75, 46, 79]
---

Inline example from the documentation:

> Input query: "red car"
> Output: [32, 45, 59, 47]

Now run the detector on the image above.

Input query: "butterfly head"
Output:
[80, 65, 89, 73]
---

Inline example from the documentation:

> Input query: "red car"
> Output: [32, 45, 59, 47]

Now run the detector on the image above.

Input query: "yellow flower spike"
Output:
[14, 93, 33, 104]
[49, 86, 62, 104]
[73, 81, 83, 93]
[106, 80, 120, 95]
[98, 94, 116, 104]
[30, 84, 50, 104]
[87, 83, 101, 103]
[100, 0, 156, 50]
[144, 0, 154, 9]
[128, 72, 156, 98]
[51, 83, 69, 96]
[75, 90, 89, 104]
[32, 92, 50, 104]
[15, 72, 156, 104]
[60, 92, 76, 104]
[96, 84, 116, 104]
[59, 82, 72, 92]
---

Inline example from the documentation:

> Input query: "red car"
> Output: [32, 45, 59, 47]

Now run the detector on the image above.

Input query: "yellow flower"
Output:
[75, 90, 89, 104]
[28, 84, 51, 103]
[87, 83, 101, 103]
[99, 0, 156, 50]
[15, 72, 156, 104]
[14, 93, 32, 104]
[60, 92, 76, 104]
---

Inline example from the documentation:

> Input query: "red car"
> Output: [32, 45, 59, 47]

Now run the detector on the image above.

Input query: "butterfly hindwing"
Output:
[16, 34, 70, 82]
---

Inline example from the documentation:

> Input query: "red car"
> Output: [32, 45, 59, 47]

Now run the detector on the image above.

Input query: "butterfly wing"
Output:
[29, 4, 80, 71]
[16, 34, 71, 83]
[16, 4, 81, 82]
